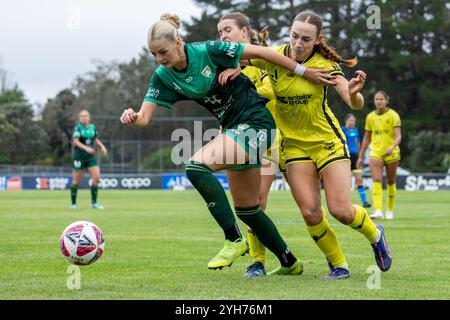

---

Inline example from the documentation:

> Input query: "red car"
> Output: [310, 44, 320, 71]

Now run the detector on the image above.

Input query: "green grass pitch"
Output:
[1, 189, 449, 299]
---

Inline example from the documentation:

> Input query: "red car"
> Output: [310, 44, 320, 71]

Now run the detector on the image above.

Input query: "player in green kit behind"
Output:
[70, 109, 108, 209]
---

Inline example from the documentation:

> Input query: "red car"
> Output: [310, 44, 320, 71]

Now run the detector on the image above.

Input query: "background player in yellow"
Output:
[358, 90, 402, 220]
[247, 11, 393, 279]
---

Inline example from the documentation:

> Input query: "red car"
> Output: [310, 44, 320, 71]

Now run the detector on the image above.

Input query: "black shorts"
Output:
[350, 153, 358, 171]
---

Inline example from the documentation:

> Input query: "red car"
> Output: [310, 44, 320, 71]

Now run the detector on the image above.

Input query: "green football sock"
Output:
[70, 184, 78, 205]
[236, 206, 296, 267]
[91, 185, 98, 204]
[185, 161, 241, 240]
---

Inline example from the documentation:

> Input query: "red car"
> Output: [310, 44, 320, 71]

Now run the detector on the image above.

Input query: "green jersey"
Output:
[72, 123, 98, 160]
[144, 40, 271, 129]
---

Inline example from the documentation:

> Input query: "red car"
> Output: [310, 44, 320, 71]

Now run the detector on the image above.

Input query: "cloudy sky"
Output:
[0, 0, 202, 107]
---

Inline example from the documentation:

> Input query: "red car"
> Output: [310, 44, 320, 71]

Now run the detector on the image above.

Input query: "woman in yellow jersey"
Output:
[247, 11, 393, 279]
[357, 91, 402, 220]
[217, 12, 284, 278]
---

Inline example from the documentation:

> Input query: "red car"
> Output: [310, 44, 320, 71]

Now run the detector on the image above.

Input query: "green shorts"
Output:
[72, 157, 97, 171]
[224, 121, 276, 170]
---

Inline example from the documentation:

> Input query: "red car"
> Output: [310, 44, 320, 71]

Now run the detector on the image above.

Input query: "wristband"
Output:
[294, 63, 306, 77]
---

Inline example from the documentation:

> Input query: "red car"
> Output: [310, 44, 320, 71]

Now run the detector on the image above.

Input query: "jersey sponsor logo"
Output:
[186, 76, 193, 83]
[225, 42, 238, 58]
[277, 94, 312, 105]
[172, 82, 183, 94]
[201, 65, 212, 78]
[286, 72, 296, 77]
[373, 129, 390, 135]
[204, 95, 222, 105]
[214, 105, 227, 119]
[146, 87, 160, 98]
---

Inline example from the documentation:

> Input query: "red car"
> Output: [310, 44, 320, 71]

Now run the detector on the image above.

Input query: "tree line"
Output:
[0, 0, 448, 172]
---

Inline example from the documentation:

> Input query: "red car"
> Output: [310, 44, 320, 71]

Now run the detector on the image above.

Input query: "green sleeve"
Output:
[205, 41, 245, 68]
[143, 73, 181, 109]
[72, 125, 81, 139]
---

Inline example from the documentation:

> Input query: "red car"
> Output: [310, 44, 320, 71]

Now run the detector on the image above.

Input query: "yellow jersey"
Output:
[241, 65, 277, 120]
[250, 45, 345, 143]
[365, 108, 401, 155]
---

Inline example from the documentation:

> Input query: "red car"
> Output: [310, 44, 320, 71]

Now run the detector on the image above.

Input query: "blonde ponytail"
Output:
[147, 13, 181, 49]
[259, 26, 270, 47]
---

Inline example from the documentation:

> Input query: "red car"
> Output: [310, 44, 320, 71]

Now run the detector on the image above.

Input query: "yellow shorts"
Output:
[370, 148, 401, 164]
[282, 136, 350, 173]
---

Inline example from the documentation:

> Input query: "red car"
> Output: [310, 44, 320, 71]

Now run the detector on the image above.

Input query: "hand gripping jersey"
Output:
[241, 66, 276, 120]
[250, 45, 346, 144]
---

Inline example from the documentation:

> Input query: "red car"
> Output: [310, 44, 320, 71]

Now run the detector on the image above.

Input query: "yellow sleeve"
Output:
[392, 110, 401, 127]
[329, 61, 345, 76]
[249, 58, 273, 72]
[365, 114, 372, 132]
[256, 71, 275, 101]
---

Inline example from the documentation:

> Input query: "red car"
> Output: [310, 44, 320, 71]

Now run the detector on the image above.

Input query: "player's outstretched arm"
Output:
[240, 44, 336, 86]
[333, 70, 366, 110]
[120, 101, 159, 128]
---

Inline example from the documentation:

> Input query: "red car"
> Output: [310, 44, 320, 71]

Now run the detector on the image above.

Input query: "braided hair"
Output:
[293, 11, 357, 67]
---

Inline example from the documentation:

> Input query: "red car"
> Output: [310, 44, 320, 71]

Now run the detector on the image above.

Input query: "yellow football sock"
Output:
[372, 182, 383, 211]
[306, 218, 348, 269]
[350, 204, 381, 243]
[387, 184, 396, 212]
[247, 228, 266, 264]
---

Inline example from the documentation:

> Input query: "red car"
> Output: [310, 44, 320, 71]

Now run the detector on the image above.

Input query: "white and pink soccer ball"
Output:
[60, 221, 105, 265]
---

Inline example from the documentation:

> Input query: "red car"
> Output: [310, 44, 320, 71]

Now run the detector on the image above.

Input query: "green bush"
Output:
[140, 146, 183, 172]
[405, 130, 450, 172]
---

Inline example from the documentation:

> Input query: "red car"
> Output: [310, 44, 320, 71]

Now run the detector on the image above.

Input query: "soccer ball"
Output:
[60, 221, 105, 266]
